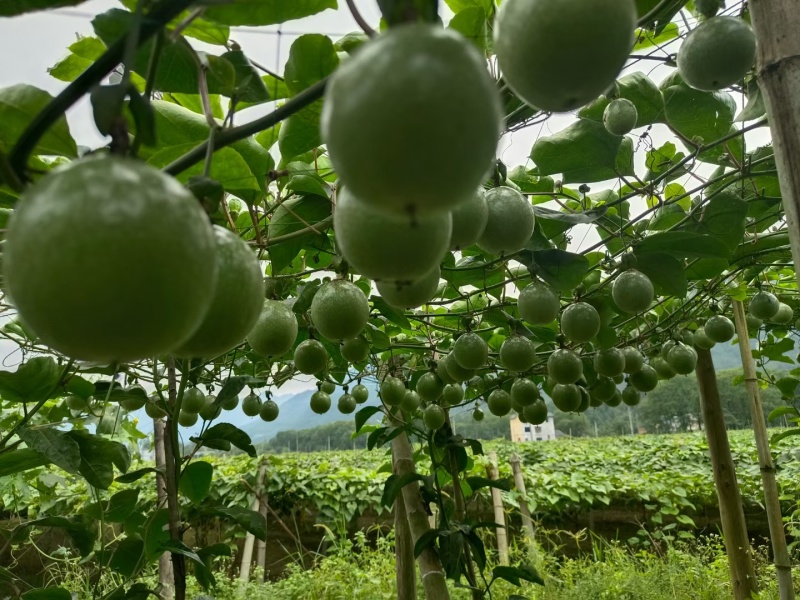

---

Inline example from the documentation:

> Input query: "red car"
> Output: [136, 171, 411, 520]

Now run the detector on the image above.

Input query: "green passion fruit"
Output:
[494, 0, 636, 112]
[749, 291, 780, 320]
[183, 387, 206, 413]
[311, 279, 370, 341]
[381, 376, 407, 406]
[630, 364, 659, 392]
[178, 410, 198, 427]
[400, 390, 421, 413]
[259, 399, 279, 422]
[487, 389, 512, 416]
[293, 339, 329, 375]
[603, 98, 638, 136]
[621, 347, 644, 374]
[334, 188, 451, 282]
[612, 269, 655, 314]
[477, 187, 535, 256]
[377, 267, 441, 309]
[547, 349, 583, 385]
[424, 404, 447, 430]
[310, 391, 332, 414]
[322, 24, 502, 215]
[320, 381, 337, 395]
[247, 300, 298, 357]
[416, 372, 445, 402]
[242, 393, 262, 417]
[524, 400, 548, 425]
[500, 335, 536, 372]
[704, 315, 735, 343]
[561, 302, 601, 343]
[518, 282, 560, 325]
[4, 156, 217, 362]
[666, 344, 697, 375]
[450, 189, 489, 250]
[771, 303, 794, 325]
[621, 386, 641, 406]
[677, 16, 756, 92]
[445, 353, 476, 382]
[341, 337, 370, 363]
[453, 332, 489, 370]
[590, 377, 617, 401]
[511, 378, 539, 406]
[338, 393, 358, 414]
[693, 329, 716, 350]
[473, 407, 485, 421]
[652, 357, 677, 380]
[352, 384, 370, 403]
[594, 348, 625, 378]
[174, 226, 264, 359]
[442, 384, 465, 407]
[551, 383, 582, 412]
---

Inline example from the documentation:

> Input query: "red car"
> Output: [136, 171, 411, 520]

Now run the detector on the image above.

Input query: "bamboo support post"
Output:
[486, 452, 509, 566]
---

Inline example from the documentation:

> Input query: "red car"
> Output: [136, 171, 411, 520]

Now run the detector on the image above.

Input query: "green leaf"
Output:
[736, 81, 767, 122]
[579, 72, 664, 128]
[0, 88, 81, 159]
[20, 516, 96, 557]
[441, 256, 506, 288]
[284, 35, 339, 95]
[530, 249, 590, 290]
[381, 473, 425, 508]
[634, 232, 730, 259]
[66, 430, 131, 489]
[465, 476, 512, 492]
[768, 406, 799, 421]
[492, 564, 545, 586]
[632, 252, 687, 298]
[0, 448, 49, 477]
[216, 506, 267, 540]
[448, 7, 490, 52]
[413, 528, 440, 558]
[160, 540, 203, 564]
[198, 423, 256, 457]
[771, 428, 800, 446]
[18, 428, 81, 475]
[106, 489, 140, 522]
[180, 461, 214, 503]
[531, 119, 633, 183]
[109, 537, 144, 578]
[48, 36, 106, 83]
[116, 467, 161, 484]
[21, 589, 72, 600]
[267, 196, 332, 273]
[222, 50, 271, 104]
[144, 509, 170, 559]
[633, 22, 679, 50]
[278, 105, 323, 161]
[355, 406, 383, 434]
[663, 81, 735, 147]
[0, 0, 88, 15]
[687, 191, 747, 254]
[775, 377, 800, 398]
[371, 296, 411, 329]
[0, 356, 61, 403]
[205, 0, 338, 26]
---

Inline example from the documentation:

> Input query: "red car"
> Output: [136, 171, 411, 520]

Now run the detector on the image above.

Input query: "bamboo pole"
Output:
[239, 463, 266, 582]
[695, 348, 758, 599]
[394, 489, 416, 600]
[486, 452, 509, 566]
[392, 431, 450, 600]
[510, 453, 536, 555]
[256, 483, 269, 581]
[153, 418, 174, 598]
[164, 358, 186, 600]
[732, 301, 794, 599]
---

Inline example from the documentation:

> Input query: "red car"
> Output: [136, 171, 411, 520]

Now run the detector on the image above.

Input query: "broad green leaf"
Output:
[180, 461, 214, 503]
[222, 50, 271, 105]
[633, 22, 678, 50]
[160, 540, 203, 564]
[0, 0, 87, 16]
[21, 589, 71, 600]
[18, 428, 80, 475]
[205, 0, 338, 27]
[116, 467, 161, 484]
[492, 564, 545, 586]
[381, 473, 425, 507]
[687, 191, 747, 253]
[531, 119, 633, 183]
[448, 7, 490, 52]
[19, 516, 95, 557]
[278, 105, 323, 162]
[775, 377, 800, 398]
[530, 250, 590, 291]
[768, 405, 799, 420]
[0, 85, 77, 157]
[663, 81, 736, 147]
[144, 509, 170, 559]
[0, 357, 61, 403]
[109, 538, 144, 578]
[736, 81, 767, 122]
[267, 196, 332, 273]
[48, 37, 105, 83]
[371, 296, 412, 329]
[580, 72, 664, 127]
[355, 406, 383, 434]
[198, 423, 257, 457]
[771, 428, 800, 446]
[105, 489, 140, 522]
[216, 506, 267, 540]
[634, 232, 730, 259]
[284, 35, 339, 96]
[0, 448, 49, 477]
[117, 0, 230, 45]
[632, 252, 687, 298]
[441, 256, 506, 288]
[66, 430, 131, 489]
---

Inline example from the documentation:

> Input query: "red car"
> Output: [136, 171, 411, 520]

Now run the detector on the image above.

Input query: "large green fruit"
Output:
[400, 390, 421, 413]
[652, 357, 676, 380]
[199, 395, 221, 421]
[524, 400, 548, 425]
[66, 395, 87, 411]
[445, 353, 476, 382]
[677, 16, 756, 91]
[247, 300, 298, 357]
[453, 332, 489, 370]
[320, 381, 337, 395]
[603, 98, 638, 136]
[259, 399, 279, 422]
[341, 337, 370, 363]
[621, 386, 640, 406]
[242, 393, 261, 417]
[310, 391, 331, 414]
[417, 372, 444, 402]
[145, 397, 168, 419]
[423, 404, 446, 430]
[119, 388, 147, 412]
[322, 24, 502, 215]
[594, 348, 625, 378]
[477, 187, 535, 255]
[693, 330, 716, 350]
[174, 226, 264, 358]
[381, 376, 407, 406]
[612, 269, 654, 314]
[472, 407, 485, 422]
[771, 303, 794, 325]
[749, 291, 780, 320]
[590, 377, 617, 402]
[605, 389, 623, 407]
[500, 336, 536, 372]
[494, 0, 636, 112]
[178, 410, 198, 427]
[450, 189, 489, 250]
[293, 339, 328, 375]
[352, 384, 370, 404]
[183, 387, 206, 413]
[746, 314, 763, 331]
[436, 360, 457, 385]
[561, 302, 601, 343]
[660, 340, 676, 361]
[487, 389, 512, 416]
[338, 393, 358, 414]
[630, 364, 659, 392]
[4, 156, 217, 362]
[335, 188, 451, 282]
[704, 315, 735, 343]
[442, 384, 464, 407]
[377, 267, 441, 309]
[694, 0, 720, 17]
[552, 383, 581, 412]
[221, 393, 239, 411]
[311, 279, 369, 341]
[547, 349, 583, 384]
[666, 344, 697, 375]
[621, 347, 644, 374]
[577, 387, 591, 413]
[518, 282, 560, 325]
[511, 378, 539, 406]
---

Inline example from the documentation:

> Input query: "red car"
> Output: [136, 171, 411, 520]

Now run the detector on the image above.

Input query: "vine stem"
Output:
[345, 0, 376, 37]
[0, 359, 75, 449]
[8, 0, 196, 180]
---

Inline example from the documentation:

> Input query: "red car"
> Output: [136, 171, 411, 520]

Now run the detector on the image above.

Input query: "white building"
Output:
[510, 413, 557, 442]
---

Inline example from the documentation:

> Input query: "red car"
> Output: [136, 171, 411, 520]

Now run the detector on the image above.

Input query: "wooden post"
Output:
[732, 301, 795, 599]
[392, 431, 450, 600]
[153, 418, 174, 599]
[239, 463, 266, 582]
[695, 348, 758, 599]
[748, 1, 800, 291]
[256, 483, 269, 581]
[394, 490, 416, 600]
[486, 452, 508, 565]
[509, 454, 536, 554]
[164, 357, 186, 600]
